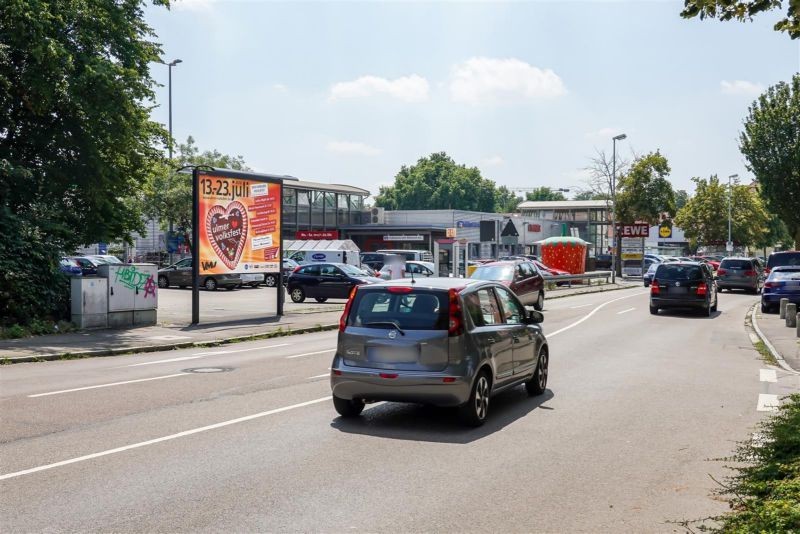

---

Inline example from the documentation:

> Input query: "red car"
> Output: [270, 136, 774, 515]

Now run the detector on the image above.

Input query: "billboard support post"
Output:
[192, 167, 200, 325]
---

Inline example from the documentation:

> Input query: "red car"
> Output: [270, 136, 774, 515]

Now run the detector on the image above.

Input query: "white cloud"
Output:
[272, 83, 288, 92]
[172, 0, 215, 11]
[326, 141, 382, 156]
[329, 75, 429, 103]
[449, 57, 566, 105]
[482, 156, 505, 167]
[720, 80, 764, 96]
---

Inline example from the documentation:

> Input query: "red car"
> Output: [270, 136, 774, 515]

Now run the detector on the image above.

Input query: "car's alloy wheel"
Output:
[158, 276, 168, 289]
[526, 348, 548, 396]
[534, 291, 544, 311]
[460, 373, 490, 426]
[204, 278, 217, 291]
[290, 287, 305, 303]
[264, 275, 277, 287]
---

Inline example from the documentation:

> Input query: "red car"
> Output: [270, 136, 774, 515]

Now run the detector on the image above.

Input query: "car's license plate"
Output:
[669, 286, 689, 294]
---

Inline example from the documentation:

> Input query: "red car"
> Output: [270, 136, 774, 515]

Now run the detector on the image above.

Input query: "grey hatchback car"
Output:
[716, 257, 763, 293]
[330, 278, 550, 426]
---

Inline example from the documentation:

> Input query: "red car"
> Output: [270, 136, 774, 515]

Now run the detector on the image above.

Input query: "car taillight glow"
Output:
[696, 282, 707, 296]
[650, 280, 660, 295]
[379, 373, 398, 379]
[765, 268, 771, 275]
[442, 377, 457, 383]
[448, 288, 464, 336]
[716, 268, 727, 276]
[339, 286, 358, 332]
[387, 286, 413, 294]
[332, 370, 342, 376]
[744, 270, 756, 276]
[764, 281, 776, 289]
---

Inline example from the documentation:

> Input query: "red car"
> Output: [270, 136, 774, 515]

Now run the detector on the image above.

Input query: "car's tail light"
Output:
[765, 268, 771, 275]
[339, 286, 358, 332]
[744, 270, 756, 277]
[448, 288, 464, 336]
[379, 373, 398, 379]
[716, 268, 727, 276]
[650, 280, 660, 295]
[442, 377, 457, 383]
[696, 282, 708, 296]
[387, 286, 413, 294]
[764, 281, 776, 289]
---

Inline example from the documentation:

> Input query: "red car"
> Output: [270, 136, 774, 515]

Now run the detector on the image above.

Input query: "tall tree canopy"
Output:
[375, 152, 497, 212]
[681, 0, 800, 39]
[0, 0, 168, 325]
[739, 74, 800, 247]
[674, 175, 770, 249]
[525, 187, 567, 202]
[615, 151, 676, 225]
[494, 186, 522, 213]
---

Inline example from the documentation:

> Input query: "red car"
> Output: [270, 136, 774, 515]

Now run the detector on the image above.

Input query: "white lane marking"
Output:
[757, 394, 780, 412]
[569, 303, 594, 309]
[286, 349, 335, 359]
[192, 343, 291, 356]
[548, 291, 648, 338]
[616, 307, 635, 315]
[28, 374, 189, 398]
[125, 356, 203, 367]
[760, 369, 778, 383]
[0, 396, 331, 481]
[307, 373, 330, 380]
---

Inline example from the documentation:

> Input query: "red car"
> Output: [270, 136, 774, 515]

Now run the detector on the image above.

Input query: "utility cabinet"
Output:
[98, 264, 158, 327]
[70, 278, 108, 329]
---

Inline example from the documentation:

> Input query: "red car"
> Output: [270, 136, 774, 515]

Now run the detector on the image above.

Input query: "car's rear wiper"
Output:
[365, 321, 406, 336]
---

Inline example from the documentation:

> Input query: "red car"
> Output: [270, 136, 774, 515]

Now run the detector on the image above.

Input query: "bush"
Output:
[710, 394, 800, 532]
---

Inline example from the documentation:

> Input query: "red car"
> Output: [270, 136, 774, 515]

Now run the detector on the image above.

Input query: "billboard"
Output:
[197, 172, 282, 275]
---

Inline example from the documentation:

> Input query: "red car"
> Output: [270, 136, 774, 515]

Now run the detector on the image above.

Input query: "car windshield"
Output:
[348, 289, 449, 331]
[470, 265, 514, 281]
[770, 269, 800, 281]
[340, 264, 366, 276]
[656, 265, 703, 280]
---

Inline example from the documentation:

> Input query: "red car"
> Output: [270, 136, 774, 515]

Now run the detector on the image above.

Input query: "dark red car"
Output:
[469, 260, 545, 310]
[532, 260, 569, 277]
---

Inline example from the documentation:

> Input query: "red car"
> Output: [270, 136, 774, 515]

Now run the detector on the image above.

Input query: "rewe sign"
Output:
[618, 224, 650, 238]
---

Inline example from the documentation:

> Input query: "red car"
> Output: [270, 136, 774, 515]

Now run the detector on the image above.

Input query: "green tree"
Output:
[0, 0, 168, 325]
[674, 175, 770, 248]
[375, 152, 496, 212]
[615, 151, 676, 225]
[754, 214, 793, 254]
[142, 136, 250, 237]
[524, 187, 567, 201]
[681, 0, 800, 39]
[675, 189, 690, 210]
[740, 75, 800, 247]
[494, 186, 522, 213]
[573, 190, 610, 201]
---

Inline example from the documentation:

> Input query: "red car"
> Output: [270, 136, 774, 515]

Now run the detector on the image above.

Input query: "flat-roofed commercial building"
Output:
[516, 200, 612, 257]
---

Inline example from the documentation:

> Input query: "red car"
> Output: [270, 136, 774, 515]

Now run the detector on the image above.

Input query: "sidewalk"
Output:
[0, 281, 641, 363]
[751, 305, 800, 373]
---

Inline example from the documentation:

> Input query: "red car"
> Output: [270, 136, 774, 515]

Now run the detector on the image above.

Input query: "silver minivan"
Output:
[717, 257, 763, 293]
[330, 278, 550, 426]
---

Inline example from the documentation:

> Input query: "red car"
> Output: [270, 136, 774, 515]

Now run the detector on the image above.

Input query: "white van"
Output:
[288, 249, 360, 267]
[376, 249, 433, 262]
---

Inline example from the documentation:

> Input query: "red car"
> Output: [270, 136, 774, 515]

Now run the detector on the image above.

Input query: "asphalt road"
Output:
[1, 288, 794, 532]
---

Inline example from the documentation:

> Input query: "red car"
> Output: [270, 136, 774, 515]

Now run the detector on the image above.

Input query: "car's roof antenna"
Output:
[410, 265, 416, 284]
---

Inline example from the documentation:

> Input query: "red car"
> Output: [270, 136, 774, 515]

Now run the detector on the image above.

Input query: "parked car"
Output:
[594, 254, 612, 269]
[59, 258, 83, 277]
[358, 264, 379, 277]
[263, 259, 301, 287]
[378, 261, 435, 280]
[531, 260, 568, 277]
[83, 254, 123, 265]
[716, 257, 763, 293]
[766, 251, 800, 275]
[361, 252, 394, 271]
[760, 266, 800, 313]
[239, 272, 264, 288]
[286, 262, 381, 303]
[643, 262, 658, 287]
[68, 256, 100, 276]
[375, 249, 434, 262]
[157, 257, 241, 290]
[330, 278, 550, 426]
[649, 262, 718, 316]
[469, 260, 545, 310]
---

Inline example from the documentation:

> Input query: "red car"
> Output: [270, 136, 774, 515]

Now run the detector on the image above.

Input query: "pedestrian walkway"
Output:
[752, 304, 800, 372]
[0, 280, 640, 363]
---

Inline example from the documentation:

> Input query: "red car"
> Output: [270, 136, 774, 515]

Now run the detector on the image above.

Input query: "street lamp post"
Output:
[167, 59, 182, 264]
[611, 133, 627, 284]
[728, 174, 737, 253]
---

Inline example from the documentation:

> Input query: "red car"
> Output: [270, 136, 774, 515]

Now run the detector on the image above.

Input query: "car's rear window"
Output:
[720, 259, 752, 269]
[348, 289, 449, 331]
[768, 252, 800, 269]
[471, 265, 514, 281]
[770, 269, 800, 281]
[655, 264, 703, 280]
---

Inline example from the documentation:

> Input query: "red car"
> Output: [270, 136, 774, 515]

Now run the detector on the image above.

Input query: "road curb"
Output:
[1, 323, 340, 364]
[748, 303, 799, 374]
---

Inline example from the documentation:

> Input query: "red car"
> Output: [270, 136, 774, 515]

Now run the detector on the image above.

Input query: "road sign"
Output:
[446, 228, 457, 238]
[619, 224, 650, 238]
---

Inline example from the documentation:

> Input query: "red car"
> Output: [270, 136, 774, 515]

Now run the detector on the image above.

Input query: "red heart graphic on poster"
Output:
[205, 201, 248, 270]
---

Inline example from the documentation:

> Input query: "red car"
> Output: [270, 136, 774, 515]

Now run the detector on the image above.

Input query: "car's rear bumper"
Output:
[330, 359, 472, 407]
[650, 297, 708, 309]
[762, 293, 800, 305]
[718, 279, 757, 289]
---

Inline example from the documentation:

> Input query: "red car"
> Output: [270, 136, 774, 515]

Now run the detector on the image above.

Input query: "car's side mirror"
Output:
[525, 307, 544, 324]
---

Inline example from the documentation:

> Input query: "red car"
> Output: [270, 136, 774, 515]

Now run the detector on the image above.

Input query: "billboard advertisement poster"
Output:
[197, 173, 281, 275]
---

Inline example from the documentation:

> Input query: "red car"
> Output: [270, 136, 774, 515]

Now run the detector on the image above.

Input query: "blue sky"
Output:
[145, 1, 800, 198]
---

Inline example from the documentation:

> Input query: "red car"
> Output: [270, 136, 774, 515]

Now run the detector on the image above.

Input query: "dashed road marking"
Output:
[126, 356, 203, 367]
[192, 343, 291, 356]
[286, 349, 335, 359]
[616, 307, 635, 315]
[569, 303, 594, 309]
[28, 373, 189, 398]
[757, 393, 780, 412]
[760, 369, 778, 383]
[548, 291, 648, 338]
[307, 373, 330, 380]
